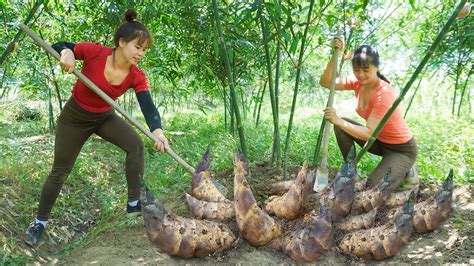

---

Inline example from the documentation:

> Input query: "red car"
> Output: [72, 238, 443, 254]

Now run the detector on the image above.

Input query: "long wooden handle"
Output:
[19, 23, 196, 174]
[320, 28, 342, 168]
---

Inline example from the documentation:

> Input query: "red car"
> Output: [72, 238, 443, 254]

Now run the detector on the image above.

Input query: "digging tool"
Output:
[313, 28, 342, 192]
[18, 23, 226, 192]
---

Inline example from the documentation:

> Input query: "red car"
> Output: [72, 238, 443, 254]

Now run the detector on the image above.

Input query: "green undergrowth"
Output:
[0, 100, 472, 264]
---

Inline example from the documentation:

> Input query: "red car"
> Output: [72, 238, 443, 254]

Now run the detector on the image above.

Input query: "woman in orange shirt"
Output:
[320, 37, 417, 189]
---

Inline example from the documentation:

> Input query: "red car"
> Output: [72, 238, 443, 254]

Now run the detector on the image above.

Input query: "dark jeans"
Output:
[37, 97, 144, 220]
[334, 118, 417, 190]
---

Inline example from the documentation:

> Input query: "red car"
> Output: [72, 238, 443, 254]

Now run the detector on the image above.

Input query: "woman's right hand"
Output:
[59, 49, 75, 73]
[331, 36, 344, 51]
[152, 128, 170, 153]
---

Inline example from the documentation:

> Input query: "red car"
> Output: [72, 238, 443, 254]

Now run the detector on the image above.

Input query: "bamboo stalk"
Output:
[19, 23, 196, 175]
[355, 0, 468, 164]
[272, 41, 282, 166]
[230, 90, 235, 135]
[212, 0, 248, 157]
[457, 66, 472, 117]
[47, 84, 55, 130]
[359, 2, 402, 45]
[258, 0, 280, 165]
[252, 80, 262, 120]
[403, 75, 423, 118]
[452, 51, 462, 115]
[273, 0, 282, 166]
[0, 0, 43, 65]
[1, 63, 19, 99]
[283, 0, 316, 177]
[222, 85, 228, 130]
[338, 28, 353, 73]
[255, 80, 266, 127]
[405, 69, 439, 118]
[0, 64, 8, 98]
[39, 30, 63, 112]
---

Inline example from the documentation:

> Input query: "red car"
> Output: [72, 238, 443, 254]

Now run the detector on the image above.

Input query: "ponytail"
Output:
[377, 71, 390, 84]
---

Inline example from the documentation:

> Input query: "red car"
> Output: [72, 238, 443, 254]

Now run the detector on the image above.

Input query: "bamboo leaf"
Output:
[363, 0, 369, 9]
[284, 15, 295, 29]
[281, 3, 291, 17]
[264, 2, 275, 14]
[289, 35, 299, 54]
[354, 3, 364, 10]
[274, 0, 282, 15]
[400, 36, 409, 48]
[409, 0, 415, 9]
[282, 31, 291, 43]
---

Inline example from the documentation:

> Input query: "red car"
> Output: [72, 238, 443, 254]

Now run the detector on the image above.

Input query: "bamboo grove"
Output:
[1, 0, 472, 172]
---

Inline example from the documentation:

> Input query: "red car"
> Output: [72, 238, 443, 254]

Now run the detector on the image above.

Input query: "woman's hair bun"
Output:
[124, 8, 138, 22]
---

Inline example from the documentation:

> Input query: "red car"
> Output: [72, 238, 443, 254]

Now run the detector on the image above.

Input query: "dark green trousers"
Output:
[334, 118, 417, 190]
[37, 97, 143, 220]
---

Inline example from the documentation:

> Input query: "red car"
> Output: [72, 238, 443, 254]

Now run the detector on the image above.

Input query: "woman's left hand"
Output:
[152, 128, 169, 153]
[324, 107, 342, 126]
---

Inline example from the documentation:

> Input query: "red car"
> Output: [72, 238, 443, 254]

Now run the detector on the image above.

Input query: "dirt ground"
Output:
[31, 162, 474, 264]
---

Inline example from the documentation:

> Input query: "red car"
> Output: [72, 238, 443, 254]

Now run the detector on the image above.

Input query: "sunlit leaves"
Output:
[0, 0, 471, 123]
[362, 0, 369, 9]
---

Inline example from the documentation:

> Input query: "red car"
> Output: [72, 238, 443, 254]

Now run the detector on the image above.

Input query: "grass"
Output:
[0, 99, 472, 264]
[407, 115, 474, 183]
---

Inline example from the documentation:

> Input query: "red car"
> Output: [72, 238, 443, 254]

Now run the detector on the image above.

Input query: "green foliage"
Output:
[14, 105, 42, 121]
[2, 0, 471, 124]
[2, 252, 34, 266]
[408, 115, 474, 183]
